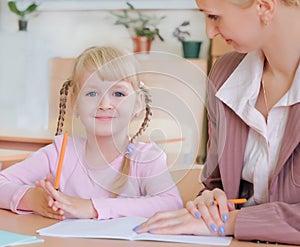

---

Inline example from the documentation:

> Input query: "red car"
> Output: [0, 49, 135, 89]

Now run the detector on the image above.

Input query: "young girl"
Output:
[0, 46, 183, 220]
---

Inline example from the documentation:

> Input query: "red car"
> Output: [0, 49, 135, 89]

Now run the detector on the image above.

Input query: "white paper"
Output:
[37, 216, 232, 246]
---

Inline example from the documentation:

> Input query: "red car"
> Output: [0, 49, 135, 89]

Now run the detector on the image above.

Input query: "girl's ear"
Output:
[133, 92, 144, 118]
[70, 93, 79, 117]
[256, 0, 277, 25]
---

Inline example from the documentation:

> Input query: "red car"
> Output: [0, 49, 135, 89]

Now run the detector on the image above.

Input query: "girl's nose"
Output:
[98, 95, 112, 110]
[206, 20, 220, 39]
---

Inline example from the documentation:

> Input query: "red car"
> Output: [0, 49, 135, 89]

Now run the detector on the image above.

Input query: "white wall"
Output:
[0, 1, 208, 135]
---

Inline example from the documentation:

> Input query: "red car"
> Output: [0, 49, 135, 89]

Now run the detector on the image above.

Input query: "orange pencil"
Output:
[213, 198, 247, 206]
[54, 132, 68, 190]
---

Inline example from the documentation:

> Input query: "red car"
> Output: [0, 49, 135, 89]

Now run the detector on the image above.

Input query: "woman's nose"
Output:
[206, 20, 220, 39]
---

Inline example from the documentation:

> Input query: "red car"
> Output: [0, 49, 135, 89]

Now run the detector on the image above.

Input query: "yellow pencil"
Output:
[54, 132, 68, 190]
[213, 198, 247, 206]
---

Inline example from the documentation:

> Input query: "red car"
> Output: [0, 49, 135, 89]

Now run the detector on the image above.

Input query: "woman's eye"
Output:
[86, 91, 98, 97]
[208, 14, 218, 21]
[113, 91, 125, 97]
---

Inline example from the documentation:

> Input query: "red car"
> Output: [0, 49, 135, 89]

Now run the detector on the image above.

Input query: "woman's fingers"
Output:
[195, 201, 219, 234]
[136, 209, 211, 236]
[186, 200, 201, 218]
[189, 188, 229, 235]
[136, 208, 187, 233]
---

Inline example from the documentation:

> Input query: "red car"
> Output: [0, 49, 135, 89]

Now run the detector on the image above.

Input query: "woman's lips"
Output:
[225, 39, 232, 45]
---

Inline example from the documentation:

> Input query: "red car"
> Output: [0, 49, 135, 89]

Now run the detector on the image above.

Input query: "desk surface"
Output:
[0, 209, 287, 247]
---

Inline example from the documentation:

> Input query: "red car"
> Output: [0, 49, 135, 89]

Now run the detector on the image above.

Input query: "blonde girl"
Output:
[0, 46, 182, 220]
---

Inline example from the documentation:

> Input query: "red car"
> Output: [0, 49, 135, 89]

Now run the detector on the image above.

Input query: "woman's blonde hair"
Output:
[229, 0, 299, 7]
[55, 46, 152, 195]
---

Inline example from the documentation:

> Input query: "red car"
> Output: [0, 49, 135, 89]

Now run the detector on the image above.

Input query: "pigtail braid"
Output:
[130, 88, 152, 142]
[110, 87, 152, 197]
[55, 79, 73, 136]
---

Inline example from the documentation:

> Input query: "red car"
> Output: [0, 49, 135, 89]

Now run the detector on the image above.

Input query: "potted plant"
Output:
[110, 2, 165, 53]
[173, 21, 202, 58]
[8, 1, 39, 31]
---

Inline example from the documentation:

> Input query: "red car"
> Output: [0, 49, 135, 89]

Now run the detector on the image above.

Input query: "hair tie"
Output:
[124, 143, 135, 157]
[139, 81, 145, 88]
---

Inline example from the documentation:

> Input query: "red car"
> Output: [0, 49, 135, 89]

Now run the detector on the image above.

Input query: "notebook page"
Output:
[37, 216, 232, 246]
[37, 217, 146, 239]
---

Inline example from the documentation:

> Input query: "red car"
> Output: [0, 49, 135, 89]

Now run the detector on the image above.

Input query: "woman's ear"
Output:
[256, 0, 277, 25]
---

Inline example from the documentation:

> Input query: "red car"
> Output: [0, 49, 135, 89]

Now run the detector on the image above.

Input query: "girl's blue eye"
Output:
[114, 91, 125, 97]
[86, 91, 98, 97]
[208, 14, 218, 21]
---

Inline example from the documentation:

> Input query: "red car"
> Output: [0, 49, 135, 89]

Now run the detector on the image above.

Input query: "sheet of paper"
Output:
[37, 216, 232, 246]
[0, 230, 44, 247]
[37, 217, 144, 239]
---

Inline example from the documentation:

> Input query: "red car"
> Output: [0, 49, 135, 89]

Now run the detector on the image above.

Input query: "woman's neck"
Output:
[262, 5, 300, 83]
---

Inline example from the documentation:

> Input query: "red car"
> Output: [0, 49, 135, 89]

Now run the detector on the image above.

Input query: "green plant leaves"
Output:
[8, 1, 38, 20]
[110, 1, 165, 41]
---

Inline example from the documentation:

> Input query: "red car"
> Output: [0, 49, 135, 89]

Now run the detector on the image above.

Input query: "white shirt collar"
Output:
[216, 50, 300, 117]
[216, 50, 265, 117]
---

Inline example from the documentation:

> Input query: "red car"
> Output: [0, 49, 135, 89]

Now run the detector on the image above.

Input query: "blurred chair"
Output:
[171, 166, 203, 205]
[0, 150, 30, 170]
[211, 36, 234, 64]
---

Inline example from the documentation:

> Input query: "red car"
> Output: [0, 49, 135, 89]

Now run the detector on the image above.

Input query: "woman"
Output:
[134, 0, 300, 244]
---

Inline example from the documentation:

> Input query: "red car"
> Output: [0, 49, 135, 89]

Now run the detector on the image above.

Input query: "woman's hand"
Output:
[134, 208, 211, 235]
[186, 188, 235, 235]
[43, 181, 98, 219]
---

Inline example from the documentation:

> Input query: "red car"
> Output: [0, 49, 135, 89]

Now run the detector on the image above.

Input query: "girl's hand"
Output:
[44, 181, 98, 219]
[18, 186, 64, 220]
[186, 188, 235, 235]
[134, 208, 211, 235]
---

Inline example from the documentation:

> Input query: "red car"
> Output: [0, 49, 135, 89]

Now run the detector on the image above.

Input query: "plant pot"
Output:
[132, 36, 153, 54]
[18, 20, 28, 31]
[182, 41, 202, 58]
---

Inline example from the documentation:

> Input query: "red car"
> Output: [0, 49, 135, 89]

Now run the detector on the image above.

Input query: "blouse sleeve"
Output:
[235, 202, 300, 245]
[0, 138, 60, 213]
[199, 57, 224, 193]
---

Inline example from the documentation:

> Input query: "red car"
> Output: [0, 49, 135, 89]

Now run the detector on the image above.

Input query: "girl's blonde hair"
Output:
[229, 0, 299, 7]
[56, 46, 152, 195]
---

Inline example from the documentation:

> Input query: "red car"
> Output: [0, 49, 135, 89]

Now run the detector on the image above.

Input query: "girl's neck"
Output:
[85, 134, 129, 167]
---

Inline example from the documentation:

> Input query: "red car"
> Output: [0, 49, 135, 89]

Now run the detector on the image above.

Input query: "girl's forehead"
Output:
[81, 76, 134, 90]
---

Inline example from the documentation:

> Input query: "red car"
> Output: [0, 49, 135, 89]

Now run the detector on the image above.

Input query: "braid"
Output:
[110, 155, 131, 197]
[110, 88, 152, 197]
[130, 88, 152, 142]
[55, 79, 73, 136]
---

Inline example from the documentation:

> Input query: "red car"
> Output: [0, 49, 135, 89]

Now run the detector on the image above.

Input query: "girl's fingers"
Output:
[45, 173, 53, 183]
[47, 196, 55, 207]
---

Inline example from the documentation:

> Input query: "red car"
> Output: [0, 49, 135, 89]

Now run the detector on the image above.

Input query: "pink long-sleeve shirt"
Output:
[0, 135, 182, 219]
